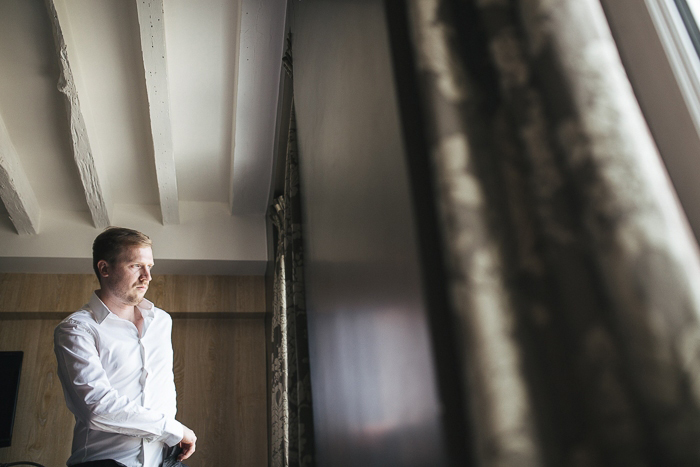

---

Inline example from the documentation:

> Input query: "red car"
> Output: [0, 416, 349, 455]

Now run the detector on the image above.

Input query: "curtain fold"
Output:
[401, 0, 700, 465]
[270, 102, 316, 467]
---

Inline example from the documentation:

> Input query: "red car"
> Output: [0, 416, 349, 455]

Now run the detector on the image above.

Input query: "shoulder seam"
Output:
[59, 317, 99, 341]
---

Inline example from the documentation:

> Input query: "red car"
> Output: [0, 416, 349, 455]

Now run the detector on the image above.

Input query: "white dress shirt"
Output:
[54, 293, 184, 467]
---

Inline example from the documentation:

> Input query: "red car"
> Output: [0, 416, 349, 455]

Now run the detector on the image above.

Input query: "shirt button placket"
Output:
[139, 337, 149, 405]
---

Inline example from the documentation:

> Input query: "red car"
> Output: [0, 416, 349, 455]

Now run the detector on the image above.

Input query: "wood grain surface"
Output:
[0, 274, 98, 315]
[0, 274, 266, 317]
[0, 318, 74, 466]
[173, 319, 268, 467]
[147, 275, 266, 315]
[0, 274, 268, 466]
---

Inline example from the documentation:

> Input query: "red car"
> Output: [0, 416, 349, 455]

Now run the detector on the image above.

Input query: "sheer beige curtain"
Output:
[398, 0, 700, 465]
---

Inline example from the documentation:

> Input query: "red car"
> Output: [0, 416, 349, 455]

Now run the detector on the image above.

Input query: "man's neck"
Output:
[96, 289, 139, 322]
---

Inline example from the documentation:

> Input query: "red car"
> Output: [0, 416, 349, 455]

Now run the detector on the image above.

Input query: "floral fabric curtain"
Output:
[270, 102, 316, 467]
[400, 0, 700, 465]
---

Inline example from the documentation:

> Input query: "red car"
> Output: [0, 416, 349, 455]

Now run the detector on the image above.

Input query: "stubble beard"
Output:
[122, 283, 147, 306]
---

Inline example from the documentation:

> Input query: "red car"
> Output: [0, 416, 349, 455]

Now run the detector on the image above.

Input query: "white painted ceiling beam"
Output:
[0, 113, 40, 235]
[46, 0, 112, 229]
[230, 0, 287, 215]
[136, 0, 180, 224]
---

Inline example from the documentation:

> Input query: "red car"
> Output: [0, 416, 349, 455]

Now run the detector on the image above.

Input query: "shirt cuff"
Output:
[161, 418, 184, 447]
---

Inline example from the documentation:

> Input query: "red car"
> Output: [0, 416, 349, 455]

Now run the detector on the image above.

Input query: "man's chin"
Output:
[126, 289, 147, 305]
[124, 297, 141, 306]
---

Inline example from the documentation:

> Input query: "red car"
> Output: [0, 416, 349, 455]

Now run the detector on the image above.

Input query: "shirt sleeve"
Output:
[54, 319, 184, 447]
[148, 313, 179, 420]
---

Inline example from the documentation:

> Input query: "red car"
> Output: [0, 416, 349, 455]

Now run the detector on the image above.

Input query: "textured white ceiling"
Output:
[0, 0, 288, 274]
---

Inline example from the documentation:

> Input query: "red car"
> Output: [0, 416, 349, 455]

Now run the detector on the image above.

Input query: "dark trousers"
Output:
[70, 445, 184, 467]
[71, 460, 127, 467]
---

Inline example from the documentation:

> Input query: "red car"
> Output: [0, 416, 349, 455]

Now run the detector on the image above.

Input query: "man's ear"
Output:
[97, 260, 110, 279]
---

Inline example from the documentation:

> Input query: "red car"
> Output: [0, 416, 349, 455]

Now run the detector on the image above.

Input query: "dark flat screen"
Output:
[0, 351, 23, 448]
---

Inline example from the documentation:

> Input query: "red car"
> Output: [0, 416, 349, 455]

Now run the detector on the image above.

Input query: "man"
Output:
[54, 227, 197, 467]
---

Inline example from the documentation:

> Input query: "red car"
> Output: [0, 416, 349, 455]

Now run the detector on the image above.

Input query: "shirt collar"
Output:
[88, 291, 155, 324]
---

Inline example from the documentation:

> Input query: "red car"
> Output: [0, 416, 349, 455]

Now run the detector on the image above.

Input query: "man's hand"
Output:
[179, 426, 197, 461]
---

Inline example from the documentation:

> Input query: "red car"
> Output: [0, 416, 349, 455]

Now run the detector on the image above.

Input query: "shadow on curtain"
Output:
[270, 98, 316, 467]
[388, 0, 700, 466]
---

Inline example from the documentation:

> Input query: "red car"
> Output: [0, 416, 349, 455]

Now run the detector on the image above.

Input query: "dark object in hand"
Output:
[162, 445, 189, 467]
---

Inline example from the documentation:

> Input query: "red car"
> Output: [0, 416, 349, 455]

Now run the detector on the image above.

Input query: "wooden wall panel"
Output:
[0, 274, 268, 467]
[173, 319, 268, 467]
[0, 274, 98, 315]
[0, 274, 265, 317]
[0, 319, 74, 466]
[148, 275, 266, 315]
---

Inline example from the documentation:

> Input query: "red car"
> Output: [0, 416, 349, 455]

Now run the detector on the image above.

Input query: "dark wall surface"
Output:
[289, 1, 450, 466]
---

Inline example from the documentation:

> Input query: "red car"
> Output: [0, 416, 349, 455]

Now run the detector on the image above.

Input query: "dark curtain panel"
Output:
[270, 102, 316, 467]
[394, 0, 700, 466]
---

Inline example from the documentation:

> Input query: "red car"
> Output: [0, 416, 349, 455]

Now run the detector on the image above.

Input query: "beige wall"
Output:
[0, 274, 267, 467]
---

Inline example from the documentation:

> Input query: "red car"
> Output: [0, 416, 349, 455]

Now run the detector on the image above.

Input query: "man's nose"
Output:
[140, 267, 151, 282]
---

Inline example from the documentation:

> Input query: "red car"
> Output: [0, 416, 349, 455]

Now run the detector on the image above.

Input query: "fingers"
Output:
[178, 426, 197, 460]
[178, 440, 196, 460]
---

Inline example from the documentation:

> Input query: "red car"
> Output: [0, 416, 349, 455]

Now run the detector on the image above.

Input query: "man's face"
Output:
[99, 245, 154, 306]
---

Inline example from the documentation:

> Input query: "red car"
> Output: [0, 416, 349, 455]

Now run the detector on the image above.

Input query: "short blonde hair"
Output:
[92, 227, 152, 282]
